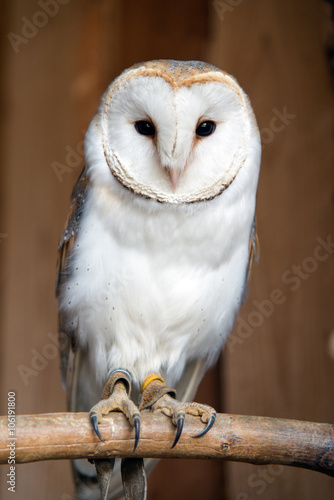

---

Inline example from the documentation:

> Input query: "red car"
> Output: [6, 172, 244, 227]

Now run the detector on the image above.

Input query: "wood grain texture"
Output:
[0, 412, 333, 476]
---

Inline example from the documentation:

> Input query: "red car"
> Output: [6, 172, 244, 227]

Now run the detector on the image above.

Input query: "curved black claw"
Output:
[91, 413, 104, 442]
[133, 415, 140, 452]
[171, 414, 184, 448]
[192, 411, 216, 439]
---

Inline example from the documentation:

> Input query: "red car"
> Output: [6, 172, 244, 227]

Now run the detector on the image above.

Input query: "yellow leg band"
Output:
[141, 373, 165, 392]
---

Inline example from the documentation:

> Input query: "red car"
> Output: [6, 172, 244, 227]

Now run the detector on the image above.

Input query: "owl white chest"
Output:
[61, 182, 252, 386]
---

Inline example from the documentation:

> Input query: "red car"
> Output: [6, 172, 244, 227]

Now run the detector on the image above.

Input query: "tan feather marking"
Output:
[103, 138, 244, 204]
[131, 60, 218, 79]
[105, 60, 242, 99]
[56, 168, 89, 297]
[56, 168, 89, 387]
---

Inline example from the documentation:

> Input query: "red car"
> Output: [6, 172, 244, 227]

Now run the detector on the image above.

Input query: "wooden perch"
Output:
[0, 412, 333, 476]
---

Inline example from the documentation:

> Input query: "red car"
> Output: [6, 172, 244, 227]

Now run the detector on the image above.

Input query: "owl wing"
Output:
[56, 167, 89, 389]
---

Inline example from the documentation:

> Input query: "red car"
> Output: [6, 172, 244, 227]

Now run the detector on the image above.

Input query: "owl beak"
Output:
[168, 168, 181, 191]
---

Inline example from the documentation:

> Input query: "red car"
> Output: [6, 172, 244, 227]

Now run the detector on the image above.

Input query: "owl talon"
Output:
[90, 413, 104, 442]
[171, 414, 184, 448]
[192, 411, 216, 438]
[133, 415, 140, 452]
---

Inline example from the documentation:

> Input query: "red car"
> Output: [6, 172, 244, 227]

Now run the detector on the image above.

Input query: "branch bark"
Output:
[0, 412, 333, 476]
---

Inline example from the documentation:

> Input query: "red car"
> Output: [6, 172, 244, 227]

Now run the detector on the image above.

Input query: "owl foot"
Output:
[89, 369, 141, 451]
[139, 374, 216, 448]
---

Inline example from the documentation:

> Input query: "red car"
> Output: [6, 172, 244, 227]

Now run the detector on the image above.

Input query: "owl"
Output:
[56, 60, 261, 500]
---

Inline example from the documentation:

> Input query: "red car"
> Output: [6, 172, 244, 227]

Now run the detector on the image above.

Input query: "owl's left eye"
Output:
[135, 121, 156, 137]
[196, 121, 216, 137]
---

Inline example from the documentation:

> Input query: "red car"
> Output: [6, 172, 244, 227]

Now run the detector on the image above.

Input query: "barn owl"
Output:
[56, 60, 261, 500]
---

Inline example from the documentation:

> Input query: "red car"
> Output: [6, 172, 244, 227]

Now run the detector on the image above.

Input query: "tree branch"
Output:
[0, 412, 333, 476]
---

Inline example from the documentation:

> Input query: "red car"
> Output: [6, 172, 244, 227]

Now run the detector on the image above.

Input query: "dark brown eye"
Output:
[196, 121, 216, 137]
[135, 121, 155, 137]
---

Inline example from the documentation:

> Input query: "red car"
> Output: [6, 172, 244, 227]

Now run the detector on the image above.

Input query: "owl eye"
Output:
[135, 120, 155, 137]
[196, 121, 216, 137]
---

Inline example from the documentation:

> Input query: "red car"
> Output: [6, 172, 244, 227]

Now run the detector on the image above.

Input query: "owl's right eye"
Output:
[135, 121, 155, 137]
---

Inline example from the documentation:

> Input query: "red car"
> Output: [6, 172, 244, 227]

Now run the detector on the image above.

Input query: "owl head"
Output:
[85, 60, 261, 204]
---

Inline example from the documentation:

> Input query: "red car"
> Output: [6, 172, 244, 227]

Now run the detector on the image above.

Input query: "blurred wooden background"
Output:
[1, 0, 333, 499]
